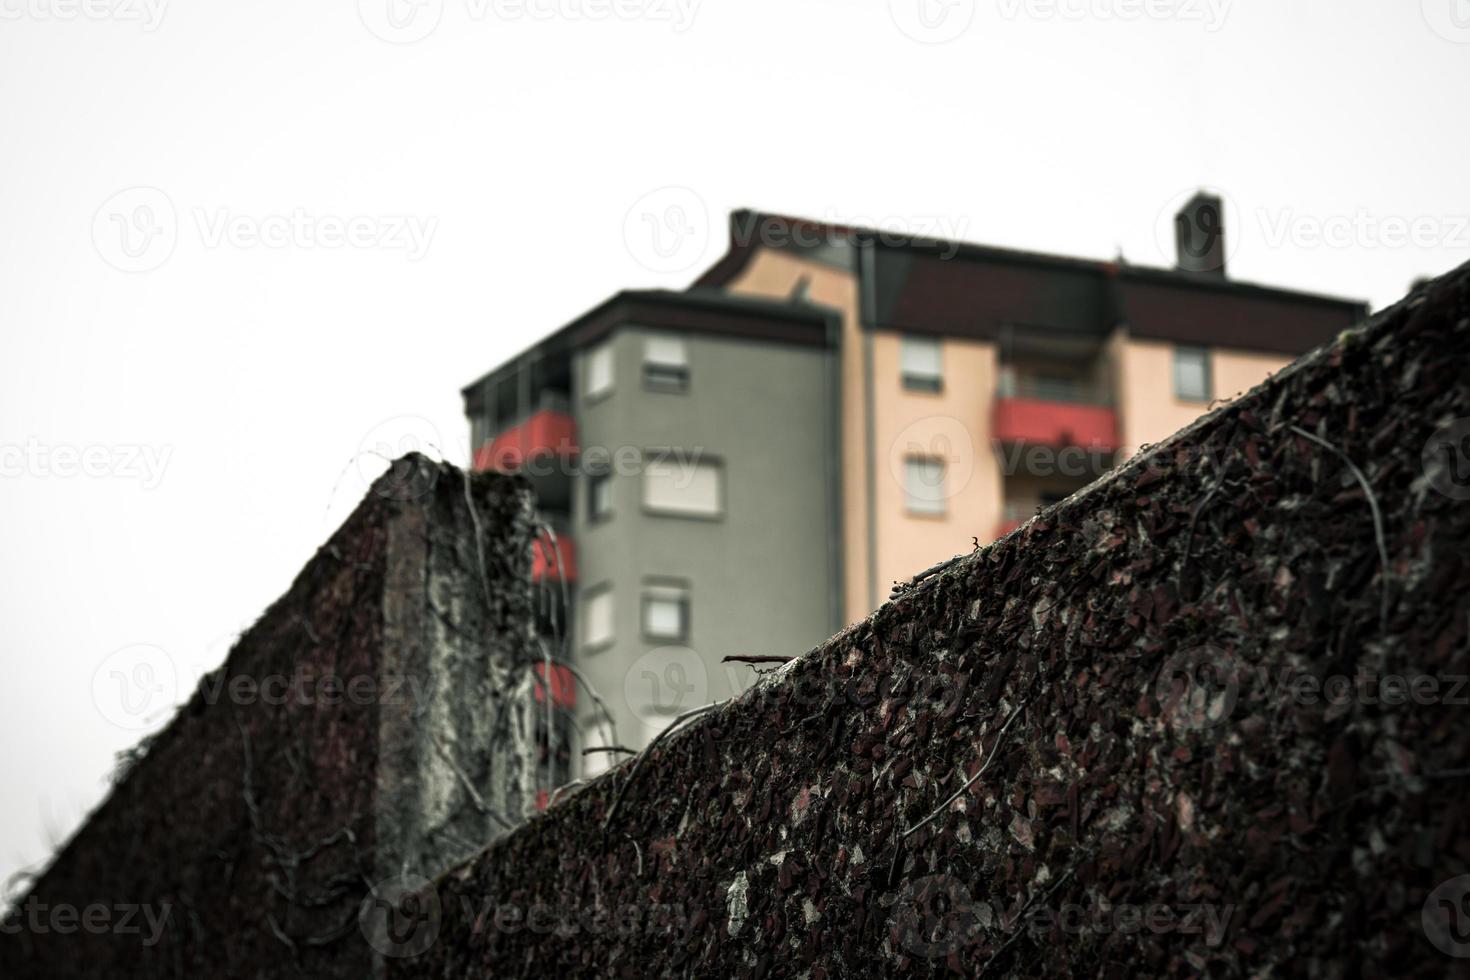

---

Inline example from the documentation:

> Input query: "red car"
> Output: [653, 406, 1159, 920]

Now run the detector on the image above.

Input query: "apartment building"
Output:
[461, 195, 1367, 777]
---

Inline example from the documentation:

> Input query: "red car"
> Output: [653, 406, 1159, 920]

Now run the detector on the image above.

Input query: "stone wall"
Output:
[392, 265, 1470, 977]
[0, 458, 540, 979]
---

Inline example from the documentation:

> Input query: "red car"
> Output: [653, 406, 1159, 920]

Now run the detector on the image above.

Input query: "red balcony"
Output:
[993, 397, 1119, 451]
[532, 534, 577, 583]
[532, 662, 577, 711]
[473, 410, 578, 472]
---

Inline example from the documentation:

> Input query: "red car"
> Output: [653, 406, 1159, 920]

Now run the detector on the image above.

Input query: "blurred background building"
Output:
[461, 195, 1367, 778]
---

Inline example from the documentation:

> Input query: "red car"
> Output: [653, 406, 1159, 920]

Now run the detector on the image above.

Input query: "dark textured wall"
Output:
[393, 265, 1470, 978]
[0, 459, 537, 979]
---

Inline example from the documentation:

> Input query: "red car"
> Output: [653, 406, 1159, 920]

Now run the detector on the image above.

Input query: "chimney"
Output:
[1174, 191, 1227, 277]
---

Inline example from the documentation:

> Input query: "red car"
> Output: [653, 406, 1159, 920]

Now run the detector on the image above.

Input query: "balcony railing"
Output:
[532, 531, 577, 584]
[996, 373, 1113, 406]
[473, 408, 579, 472]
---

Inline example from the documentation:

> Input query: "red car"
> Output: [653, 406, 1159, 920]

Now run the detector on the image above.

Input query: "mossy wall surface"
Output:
[397, 267, 1470, 978]
[1, 461, 536, 979]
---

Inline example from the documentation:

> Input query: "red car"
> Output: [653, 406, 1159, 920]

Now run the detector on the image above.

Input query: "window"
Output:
[582, 588, 613, 650]
[904, 457, 946, 515]
[585, 342, 614, 400]
[1173, 346, 1211, 402]
[642, 336, 689, 392]
[643, 455, 723, 518]
[588, 472, 613, 523]
[901, 336, 943, 392]
[641, 582, 690, 643]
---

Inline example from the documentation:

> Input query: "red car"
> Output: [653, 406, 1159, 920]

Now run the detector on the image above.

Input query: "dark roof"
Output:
[460, 288, 836, 397]
[699, 209, 1370, 356]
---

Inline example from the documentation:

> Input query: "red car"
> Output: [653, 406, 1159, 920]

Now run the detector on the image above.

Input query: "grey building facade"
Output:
[462, 290, 842, 782]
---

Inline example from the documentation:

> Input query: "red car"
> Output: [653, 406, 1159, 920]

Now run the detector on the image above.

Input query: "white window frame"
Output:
[585, 342, 614, 401]
[588, 472, 613, 523]
[901, 335, 943, 393]
[641, 582, 690, 643]
[642, 454, 724, 519]
[1173, 345, 1212, 402]
[904, 456, 947, 516]
[642, 335, 689, 392]
[582, 586, 614, 650]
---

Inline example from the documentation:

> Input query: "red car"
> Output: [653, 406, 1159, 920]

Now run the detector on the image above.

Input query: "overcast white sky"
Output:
[1, 0, 1466, 890]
